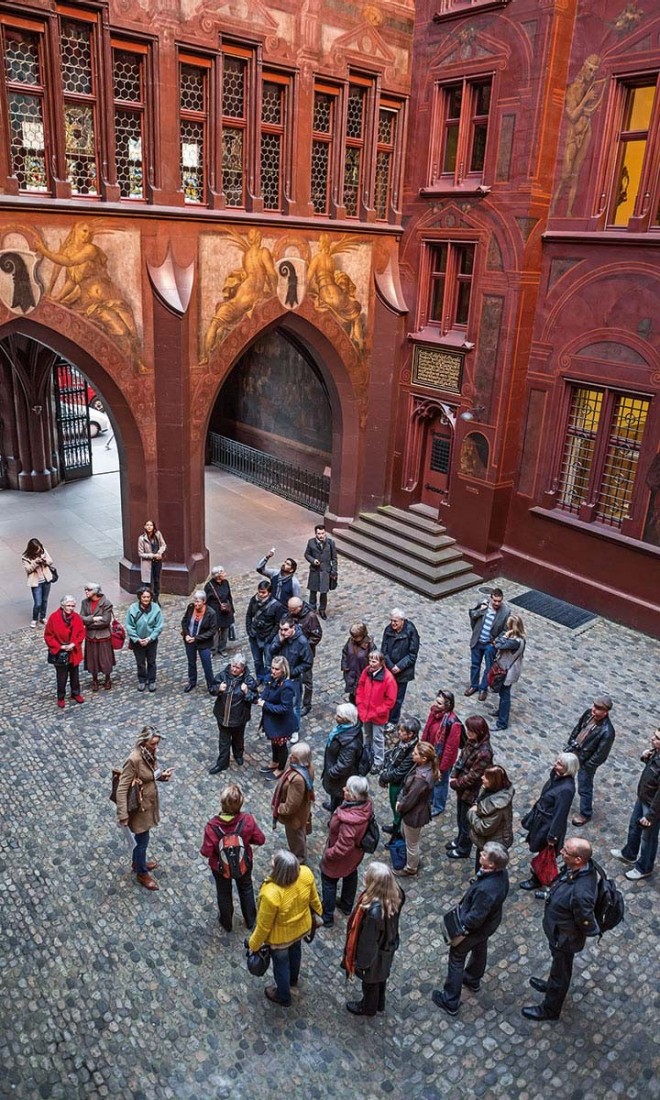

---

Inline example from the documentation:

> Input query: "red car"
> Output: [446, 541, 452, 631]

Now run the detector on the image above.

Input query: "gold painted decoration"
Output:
[307, 234, 365, 352]
[202, 228, 278, 363]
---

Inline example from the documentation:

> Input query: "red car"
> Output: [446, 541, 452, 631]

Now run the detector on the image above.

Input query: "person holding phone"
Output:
[115, 726, 173, 892]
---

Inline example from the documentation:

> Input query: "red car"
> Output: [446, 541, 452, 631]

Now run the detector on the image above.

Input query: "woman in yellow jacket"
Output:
[248, 849, 322, 1006]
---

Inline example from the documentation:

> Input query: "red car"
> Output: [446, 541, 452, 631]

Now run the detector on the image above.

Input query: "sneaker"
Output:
[71, 695, 85, 704]
[625, 867, 651, 880]
[289, 731, 299, 745]
[148, 683, 156, 692]
[610, 849, 634, 863]
[137, 683, 146, 692]
[30, 621, 38, 629]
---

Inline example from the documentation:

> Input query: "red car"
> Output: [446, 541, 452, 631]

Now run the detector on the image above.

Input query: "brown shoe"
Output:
[393, 867, 418, 878]
[572, 815, 590, 826]
[478, 691, 488, 701]
[132, 861, 159, 872]
[91, 680, 99, 693]
[136, 873, 159, 891]
[464, 687, 477, 696]
[104, 677, 112, 690]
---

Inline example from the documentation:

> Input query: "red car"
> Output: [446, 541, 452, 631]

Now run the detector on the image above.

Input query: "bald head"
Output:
[562, 836, 592, 869]
[288, 597, 303, 616]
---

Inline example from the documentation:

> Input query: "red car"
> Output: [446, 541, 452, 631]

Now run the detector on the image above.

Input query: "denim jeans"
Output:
[622, 797, 659, 875]
[32, 581, 51, 623]
[363, 721, 386, 767]
[496, 685, 511, 728]
[470, 642, 494, 692]
[577, 766, 595, 819]
[321, 869, 358, 924]
[185, 642, 215, 690]
[132, 830, 150, 874]
[431, 770, 450, 814]
[249, 638, 267, 681]
[271, 940, 302, 1004]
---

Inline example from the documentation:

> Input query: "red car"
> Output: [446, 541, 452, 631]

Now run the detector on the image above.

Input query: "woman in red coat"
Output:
[44, 594, 86, 709]
[356, 650, 398, 771]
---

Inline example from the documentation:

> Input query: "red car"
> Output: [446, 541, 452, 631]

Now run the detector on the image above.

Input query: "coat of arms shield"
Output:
[0, 249, 43, 315]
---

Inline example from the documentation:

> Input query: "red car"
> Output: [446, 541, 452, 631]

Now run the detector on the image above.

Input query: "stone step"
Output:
[340, 522, 463, 569]
[334, 535, 482, 599]
[358, 510, 452, 550]
[377, 504, 444, 535]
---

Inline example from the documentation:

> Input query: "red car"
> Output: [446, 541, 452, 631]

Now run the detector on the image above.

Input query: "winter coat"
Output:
[381, 620, 420, 683]
[422, 707, 463, 773]
[341, 634, 374, 694]
[248, 865, 322, 950]
[267, 626, 313, 682]
[565, 710, 616, 772]
[200, 812, 265, 874]
[469, 600, 510, 648]
[291, 601, 323, 652]
[259, 676, 297, 739]
[467, 785, 515, 850]
[44, 609, 85, 666]
[379, 736, 418, 789]
[115, 748, 168, 831]
[125, 600, 164, 643]
[245, 593, 281, 643]
[204, 578, 235, 628]
[256, 557, 301, 606]
[180, 604, 217, 649]
[22, 548, 53, 587]
[637, 748, 660, 825]
[322, 721, 364, 799]
[213, 664, 259, 727]
[451, 736, 494, 805]
[80, 595, 113, 641]
[492, 634, 525, 686]
[321, 799, 373, 879]
[457, 869, 509, 946]
[397, 764, 434, 828]
[356, 666, 398, 724]
[273, 764, 315, 830]
[346, 892, 405, 983]
[522, 770, 576, 853]
[543, 862, 599, 954]
[304, 535, 337, 594]
[138, 530, 166, 584]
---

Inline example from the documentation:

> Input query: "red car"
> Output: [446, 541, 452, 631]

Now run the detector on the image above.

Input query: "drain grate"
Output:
[510, 589, 598, 629]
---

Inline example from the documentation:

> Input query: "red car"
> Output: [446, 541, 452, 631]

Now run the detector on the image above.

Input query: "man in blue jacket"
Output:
[432, 842, 510, 1015]
[381, 608, 420, 728]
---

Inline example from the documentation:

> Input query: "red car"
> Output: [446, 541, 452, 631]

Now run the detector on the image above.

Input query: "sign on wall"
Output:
[412, 345, 463, 393]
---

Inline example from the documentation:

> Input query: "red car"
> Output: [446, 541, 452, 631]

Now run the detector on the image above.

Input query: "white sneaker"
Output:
[30, 621, 38, 629]
[289, 731, 299, 745]
[610, 849, 634, 863]
[625, 867, 651, 880]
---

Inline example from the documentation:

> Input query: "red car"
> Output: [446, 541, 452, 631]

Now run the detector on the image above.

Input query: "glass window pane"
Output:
[624, 84, 655, 132]
[470, 122, 487, 172]
[181, 118, 204, 203]
[313, 92, 332, 134]
[458, 246, 474, 275]
[596, 395, 649, 527]
[343, 146, 361, 215]
[456, 281, 471, 324]
[61, 21, 93, 96]
[8, 92, 48, 191]
[311, 140, 329, 214]
[612, 138, 647, 225]
[4, 29, 41, 85]
[443, 122, 459, 173]
[558, 388, 602, 514]
[261, 131, 281, 210]
[446, 84, 462, 119]
[346, 87, 365, 140]
[222, 128, 244, 207]
[429, 276, 445, 322]
[223, 57, 245, 119]
[261, 82, 282, 126]
[181, 65, 205, 113]
[374, 150, 391, 219]
[115, 110, 143, 198]
[475, 81, 491, 116]
[431, 245, 448, 274]
[114, 51, 142, 103]
[64, 105, 97, 195]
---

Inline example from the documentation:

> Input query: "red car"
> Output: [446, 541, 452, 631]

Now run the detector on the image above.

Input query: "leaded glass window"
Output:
[180, 62, 207, 203]
[311, 87, 337, 215]
[260, 77, 286, 211]
[375, 104, 399, 220]
[3, 26, 48, 192]
[343, 84, 367, 217]
[61, 21, 98, 196]
[222, 56, 246, 207]
[113, 48, 145, 199]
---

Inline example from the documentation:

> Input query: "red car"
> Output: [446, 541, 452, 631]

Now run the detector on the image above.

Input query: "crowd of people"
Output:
[22, 527, 659, 1024]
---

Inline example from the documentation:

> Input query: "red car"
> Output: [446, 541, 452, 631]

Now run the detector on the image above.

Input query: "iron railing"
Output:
[208, 433, 330, 513]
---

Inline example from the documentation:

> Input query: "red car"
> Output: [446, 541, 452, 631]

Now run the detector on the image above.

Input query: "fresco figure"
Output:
[552, 56, 605, 216]
[307, 234, 365, 352]
[202, 229, 278, 362]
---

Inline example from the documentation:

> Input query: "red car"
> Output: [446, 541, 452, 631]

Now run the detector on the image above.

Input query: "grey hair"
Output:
[135, 724, 161, 746]
[336, 702, 358, 725]
[229, 652, 246, 668]
[84, 583, 100, 594]
[345, 775, 369, 801]
[390, 608, 405, 620]
[211, 565, 225, 576]
[60, 594, 76, 607]
[270, 849, 300, 888]
[193, 590, 207, 601]
[557, 752, 580, 778]
[482, 842, 509, 869]
[289, 741, 311, 765]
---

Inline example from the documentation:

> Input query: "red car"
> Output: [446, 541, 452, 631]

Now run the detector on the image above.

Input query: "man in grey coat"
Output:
[303, 524, 337, 619]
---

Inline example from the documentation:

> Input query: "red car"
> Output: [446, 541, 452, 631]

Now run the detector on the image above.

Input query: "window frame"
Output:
[178, 52, 211, 206]
[374, 96, 402, 221]
[419, 239, 477, 336]
[430, 74, 494, 189]
[58, 11, 101, 199]
[342, 76, 373, 219]
[0, 14, 52, 195]
[311, 81, 340, 216]
[111, 39, 150, 202]
[597, 71, 660, 231]
[259, 70, 290, 213]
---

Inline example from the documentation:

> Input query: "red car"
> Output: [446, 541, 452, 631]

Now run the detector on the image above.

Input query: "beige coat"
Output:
[22, 549, 53, 587]
[138, 531, 166, 584]
[276, 765, 315, 830]
[116, 749, 164, 832]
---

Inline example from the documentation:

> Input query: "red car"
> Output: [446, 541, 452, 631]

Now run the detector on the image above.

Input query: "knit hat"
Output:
[593, 695, 613, 711]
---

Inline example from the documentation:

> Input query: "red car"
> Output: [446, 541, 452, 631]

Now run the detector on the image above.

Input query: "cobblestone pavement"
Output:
[1, 560, 658, 1100]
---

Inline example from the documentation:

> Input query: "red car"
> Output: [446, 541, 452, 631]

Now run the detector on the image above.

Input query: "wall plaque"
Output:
[412, 345, 463, 393]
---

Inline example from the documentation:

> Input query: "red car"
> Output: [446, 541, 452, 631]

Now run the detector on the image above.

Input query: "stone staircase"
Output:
[333, 505, 482, 600]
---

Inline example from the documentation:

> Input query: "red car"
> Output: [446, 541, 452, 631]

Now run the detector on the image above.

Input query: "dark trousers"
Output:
[271, 940, 302, 1005]
[543, 946, 575, 1017]
[301, 665, 313, 708]
[212, 868, 256, 932]
[185, 642, 215, 690]
[321, 869, 358, 924]
[216, 722, 246, 769]
[270, 741, 289, 771]
[454, 798, 472, 857]
[249, 638, 268, 681]
[390, 680, 408, 725]
[133, 640, 158, 685]
[443, 936, 489, 1011]
[150, 560, 162, 600]
[308, 590, 327, 612]
[361, 980, 387, 1015]
[55, 662, 81, 701]
[133, 830, 150, 874]
[577, 766, 595, 819]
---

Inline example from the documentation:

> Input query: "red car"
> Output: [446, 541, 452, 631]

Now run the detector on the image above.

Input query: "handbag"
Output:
[329, 572, 338, 591]
[487, 660, 507, 693]
[110, 619, 126, 650]
[246, 943, 271, 977]
[441, 905, 467, 946]
[109, 768, 121, 803]
[386, 837, 407, 871]
[126, 777, 143, 815]
[48, 649, 70, 666]
[50, 565, 59, 583]
[530, 845, 559, 886]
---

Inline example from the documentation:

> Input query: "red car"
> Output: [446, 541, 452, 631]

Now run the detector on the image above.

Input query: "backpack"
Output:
[360, 813, 380, 854]
[110, 619, 126, 650]
[216, 818, 252, 880]
[357, 739, 374, 777]
[592, 860, 625, 938]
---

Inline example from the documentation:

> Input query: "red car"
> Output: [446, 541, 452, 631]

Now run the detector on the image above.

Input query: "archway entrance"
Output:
[207, 328, 333, 513]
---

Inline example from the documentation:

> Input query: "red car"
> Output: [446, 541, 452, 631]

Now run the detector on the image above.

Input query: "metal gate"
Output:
[208, 432, 330, 513]
[53, 359, 92, 481]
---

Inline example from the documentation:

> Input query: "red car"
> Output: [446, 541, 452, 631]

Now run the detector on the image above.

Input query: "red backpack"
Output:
[215, 817, 252, 880]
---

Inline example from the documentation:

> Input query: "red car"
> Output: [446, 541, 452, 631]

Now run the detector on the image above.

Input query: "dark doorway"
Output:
[53, 359, 93, 482]
[422, 410, 454, 507]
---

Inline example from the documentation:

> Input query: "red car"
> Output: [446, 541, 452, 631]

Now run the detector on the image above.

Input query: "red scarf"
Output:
[342, 892, 367, 977]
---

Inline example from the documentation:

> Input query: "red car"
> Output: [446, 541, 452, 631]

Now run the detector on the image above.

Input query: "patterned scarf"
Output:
[140, 745, 156, 771]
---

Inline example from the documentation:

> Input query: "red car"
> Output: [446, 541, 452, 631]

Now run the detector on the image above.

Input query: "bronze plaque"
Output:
[412, 346, 462, 392]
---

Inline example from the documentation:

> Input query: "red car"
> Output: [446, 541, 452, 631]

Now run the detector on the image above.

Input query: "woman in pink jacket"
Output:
[356, 650, 397, 771]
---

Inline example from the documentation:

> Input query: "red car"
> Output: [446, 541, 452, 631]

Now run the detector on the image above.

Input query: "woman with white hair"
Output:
[44, 594, 86, 709]
[80, 583, 115, 691]
[519, 752, 579, 893]
[180, 589, 218, 694]
[210, 653, 258, 773]
[321, 702, 365, 812]
[342, 861, 405, 1016]
[320, 775, 373, 927]
[204, 566, 235, 657]
[271, 741, 315, 862]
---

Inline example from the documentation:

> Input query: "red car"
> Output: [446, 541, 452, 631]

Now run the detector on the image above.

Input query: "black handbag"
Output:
[246, 943, 271, 976]
[48, 649, 70, 666]
[442, 905, 467, 946]
[50, 565, 59, 583]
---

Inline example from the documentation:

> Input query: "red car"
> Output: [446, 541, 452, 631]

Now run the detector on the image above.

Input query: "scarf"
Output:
[140, 745, 156, 771]
[342, 892, 367, 977]
[271, 764, 315, 824]
[326, 722, 349, 747]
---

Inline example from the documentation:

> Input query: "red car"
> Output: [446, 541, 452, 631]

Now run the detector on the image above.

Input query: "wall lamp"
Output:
[460, 405, 485, 422]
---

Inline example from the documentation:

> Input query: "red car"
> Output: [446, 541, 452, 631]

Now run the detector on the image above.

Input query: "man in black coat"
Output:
[303, 523, 337, 619]
[267, 616, 313, 739]
[244, 579, 280, 682]
[432, 842, 510, 1015]
[381, 608, 420, 727]
[288, 596, 322, 715]
[522, 837, 599, 1020]
[210, 653, 258, 773]
[564, 695, 616, 825]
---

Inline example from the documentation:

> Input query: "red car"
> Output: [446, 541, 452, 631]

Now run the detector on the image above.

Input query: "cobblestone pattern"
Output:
[0, 564, 658, 1100]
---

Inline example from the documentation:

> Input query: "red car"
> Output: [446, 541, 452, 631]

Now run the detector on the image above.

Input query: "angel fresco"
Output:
[306, 233, 365, 352]
[202, 228, 278, 362]
[34, 222, 141, 357]
[552, 55, 605, 216]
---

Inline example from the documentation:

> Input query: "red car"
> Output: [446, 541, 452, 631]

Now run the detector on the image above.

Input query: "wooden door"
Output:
[421, 412, 453, 507]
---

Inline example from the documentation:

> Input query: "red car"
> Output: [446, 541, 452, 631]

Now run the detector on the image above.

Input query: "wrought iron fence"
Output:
[208, 433, 330, 513]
